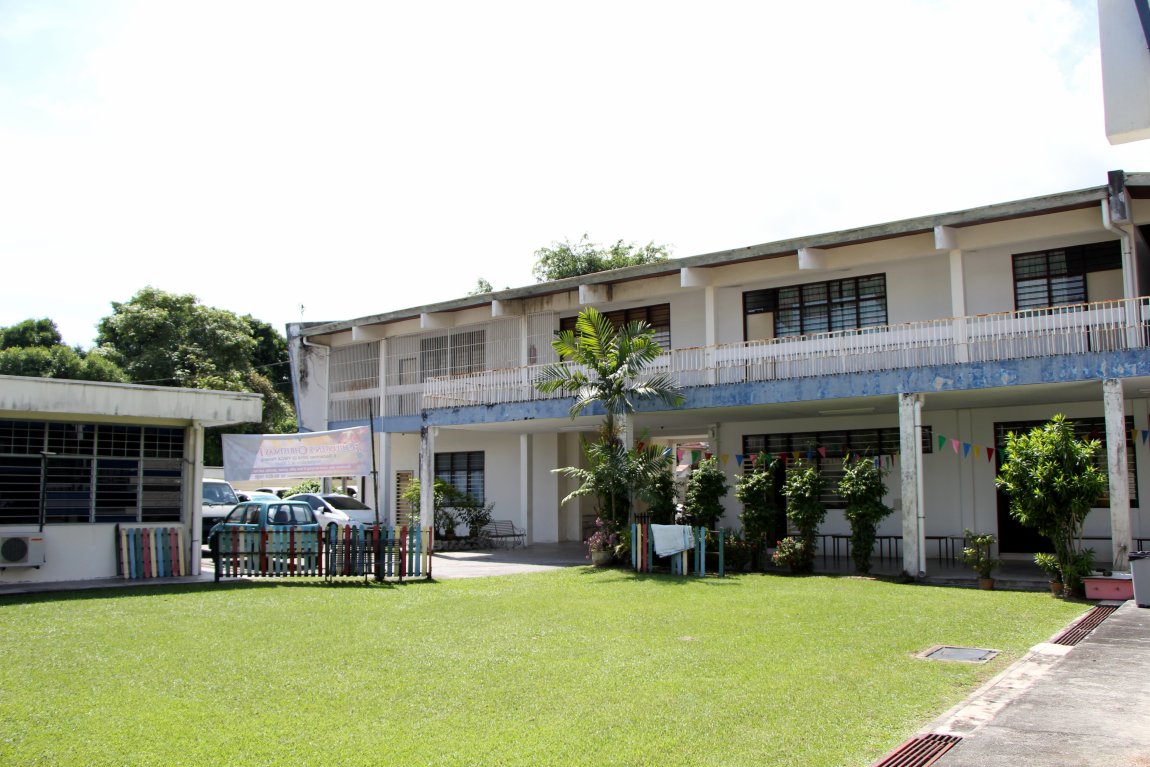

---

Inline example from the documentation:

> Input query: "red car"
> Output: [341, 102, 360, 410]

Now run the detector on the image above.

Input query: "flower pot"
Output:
[590, 550, 613, 567]
[1049, 580, 1064, 597]
[978, 577, 995, 590]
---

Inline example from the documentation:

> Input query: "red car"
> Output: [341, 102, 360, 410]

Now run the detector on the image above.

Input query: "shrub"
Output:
[839, 455, 893, 575]
[683, 457, 729, 528]
[735, 452, 781, 548]
[781, 461, 825, 574]
[772, 536, 809, 573]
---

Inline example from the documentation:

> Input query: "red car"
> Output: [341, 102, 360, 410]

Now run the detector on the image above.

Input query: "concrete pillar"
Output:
[899, 393, 925, 577]
[188, 422, 205, 576]
[1103, 378, 1133, 569]
[948, 249, 970, 363]
[520, 434, 533, 543]
[419, 426, 436, 530]
[379, 431, 394, 526]
[531, 432, 560, 543]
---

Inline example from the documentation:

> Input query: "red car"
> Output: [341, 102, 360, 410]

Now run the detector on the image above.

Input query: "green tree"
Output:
[468, 278, 494, 295]
[0, 344, 127, 382]
[683, 456, 729, 529]
[533, 234, 671, 282]
[735, 451, 782, 545]
[0, 318, 62, 349]
[781, 460, 826, 573]
[534, 306, 683, 443]
[96, 287, 296, 463]
[839, 455, 894, 575]
[556, 439, 672, 530]
[995, 414, 1107, 594]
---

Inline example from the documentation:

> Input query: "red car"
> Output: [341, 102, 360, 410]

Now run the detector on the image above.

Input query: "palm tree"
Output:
[533, 307, 684, 442]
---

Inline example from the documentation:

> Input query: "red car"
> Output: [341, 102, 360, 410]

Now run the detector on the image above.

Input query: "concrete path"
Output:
[927, 600, 1150, 767]
[430, 541, 589, 579]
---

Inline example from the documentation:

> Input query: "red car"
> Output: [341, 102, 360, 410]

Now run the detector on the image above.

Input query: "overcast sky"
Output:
[2, 0, 1149, 348]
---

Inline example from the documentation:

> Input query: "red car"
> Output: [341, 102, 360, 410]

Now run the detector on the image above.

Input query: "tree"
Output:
[555, 438, 672, 530]
[468, 278, 494, 295]
[533, 234, 671, 282]
[534, 306, 683, 443]
[781, 460, 826, 574]
[735, 451, 782, 544]
[0, 318, 62, 350]
[839, 455, 894, 575]
[995, 414, 1107, 594]
[0, 344, 127, 382]
[96, 287, 296, 463]
[683, 456, 729, 529]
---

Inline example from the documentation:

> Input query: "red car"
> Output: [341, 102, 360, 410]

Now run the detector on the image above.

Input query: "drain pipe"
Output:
[914, 397, 926, 578]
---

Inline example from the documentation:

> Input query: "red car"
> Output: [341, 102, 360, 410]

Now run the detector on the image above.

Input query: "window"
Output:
[0, 419, 186, 525]
[560, 303, 671, 349]
[434, 451, 485, 503]
[743, 425, 931, 509]
[1012, 241, 1122, 310]
[744, 275, 887, 339]
[420, 330, 487, 381]
[994, 417, 1137, 507]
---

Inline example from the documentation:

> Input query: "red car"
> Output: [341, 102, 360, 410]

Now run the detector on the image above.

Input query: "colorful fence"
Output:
[631, 524, 724, 577]
[116, 525, 187, 579]
[212, 524, 432, 583]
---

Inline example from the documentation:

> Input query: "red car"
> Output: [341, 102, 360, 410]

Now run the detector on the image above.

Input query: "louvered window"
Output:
[745, 274, 886, 338]
[560, 303, 671, 349]
[1012, 241, 1121, 310]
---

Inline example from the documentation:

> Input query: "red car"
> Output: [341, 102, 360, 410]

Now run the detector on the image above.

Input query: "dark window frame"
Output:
[434, 451, 485, 504]
[1011, 241, 1122, 310]
[560, 303, 671, 350]
[744, 274, 887, 339]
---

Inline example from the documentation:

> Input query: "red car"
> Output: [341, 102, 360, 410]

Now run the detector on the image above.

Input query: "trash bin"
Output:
[1131, 552, 1150, 608]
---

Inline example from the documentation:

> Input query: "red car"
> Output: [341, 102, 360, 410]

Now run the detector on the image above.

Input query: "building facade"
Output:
[288, 170, 1150, 576]
[0, 377, 261, 583]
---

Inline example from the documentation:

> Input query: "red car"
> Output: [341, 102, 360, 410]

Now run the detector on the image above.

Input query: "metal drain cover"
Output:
[917, 645, 999, 663]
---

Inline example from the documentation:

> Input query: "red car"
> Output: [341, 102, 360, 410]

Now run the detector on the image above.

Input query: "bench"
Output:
[479, 520, 526, 549]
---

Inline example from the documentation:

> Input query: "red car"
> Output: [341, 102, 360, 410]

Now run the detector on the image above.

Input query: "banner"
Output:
[222, 427, 373, 481]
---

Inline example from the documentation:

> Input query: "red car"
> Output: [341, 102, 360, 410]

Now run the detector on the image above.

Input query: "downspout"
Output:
[914, 397, 926, 578]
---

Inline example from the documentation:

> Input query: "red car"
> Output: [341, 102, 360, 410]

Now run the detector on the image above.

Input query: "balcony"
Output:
[413, 297, 1150, 412]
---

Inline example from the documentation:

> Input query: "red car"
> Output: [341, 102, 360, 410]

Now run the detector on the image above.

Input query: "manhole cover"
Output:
[916, 645, 999, 663]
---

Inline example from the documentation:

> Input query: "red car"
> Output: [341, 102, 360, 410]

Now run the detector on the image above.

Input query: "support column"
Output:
[520, 434, 533, 544]
[419, 426, 436, 531]
[1103, 378, 1133, 569]
[899, 393, 925, 577]
[379, 431, 394, 526]
[188, 421, 205, 576]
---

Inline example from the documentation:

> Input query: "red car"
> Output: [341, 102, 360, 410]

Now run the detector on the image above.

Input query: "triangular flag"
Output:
[1142, 430, 1148, 445]
[806, 449, 815, 460]
[986, 447, 995, 462]
[704, 451, 712, 460]
[952, 439, 960, 454]
[873, 457, 880, 468]
[736, 454, 744, 466]
[818, 446, 827, 458]
[721, 454, 729, 464]
[971, 445, 982, 461]
[677, 449, 683, 462]
[938, 435, 946, 451]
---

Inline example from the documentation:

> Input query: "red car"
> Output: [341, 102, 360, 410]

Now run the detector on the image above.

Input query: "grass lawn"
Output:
[0, 569, 1087, 767]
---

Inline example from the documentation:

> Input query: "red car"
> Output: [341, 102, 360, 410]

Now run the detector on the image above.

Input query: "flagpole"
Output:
[368, 399, 380, 526]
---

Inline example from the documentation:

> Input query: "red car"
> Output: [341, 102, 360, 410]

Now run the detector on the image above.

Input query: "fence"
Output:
[631, 524, 724, 577]
[116, 525, 188, 579]
[212, 524, 433, 583]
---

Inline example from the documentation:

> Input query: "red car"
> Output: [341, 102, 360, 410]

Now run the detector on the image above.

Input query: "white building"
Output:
[288, 170, 1150, 576]
[0, 376, 261, 584]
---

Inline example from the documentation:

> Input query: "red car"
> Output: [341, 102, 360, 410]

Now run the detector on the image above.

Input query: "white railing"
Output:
[418, 297, 1150, 409]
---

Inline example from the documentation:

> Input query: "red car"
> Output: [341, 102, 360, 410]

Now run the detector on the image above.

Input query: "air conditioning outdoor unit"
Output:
[0, 535, 47, 568]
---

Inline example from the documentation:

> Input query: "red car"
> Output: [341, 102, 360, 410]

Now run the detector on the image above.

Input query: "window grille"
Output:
[434, 451, 485, 503]
[0, 421, 187, 525]
[1012, 241, 1122, 310]
[526, 311, 558, 366]
[745, 275, 887, 338]
[560, 303, 671, 349]
[329, 341, 381, 421]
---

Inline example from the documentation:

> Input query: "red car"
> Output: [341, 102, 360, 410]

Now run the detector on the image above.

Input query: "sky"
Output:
[3, 0, 1150, 349]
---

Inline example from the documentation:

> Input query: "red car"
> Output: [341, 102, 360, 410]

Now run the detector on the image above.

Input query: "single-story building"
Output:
[0, 375, 262, 584]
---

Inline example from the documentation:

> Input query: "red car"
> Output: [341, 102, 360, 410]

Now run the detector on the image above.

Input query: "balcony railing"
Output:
[412, 297, 1149, 411]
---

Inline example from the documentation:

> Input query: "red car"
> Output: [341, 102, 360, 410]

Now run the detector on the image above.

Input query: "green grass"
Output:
[0, 570, 1087, 767]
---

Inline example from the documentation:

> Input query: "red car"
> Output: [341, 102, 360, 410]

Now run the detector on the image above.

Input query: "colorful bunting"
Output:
[736, 454, 744, 466]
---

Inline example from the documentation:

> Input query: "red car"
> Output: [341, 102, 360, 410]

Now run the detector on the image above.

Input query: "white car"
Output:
[287, 493, 379, 527]
[201, 478, 240, 544]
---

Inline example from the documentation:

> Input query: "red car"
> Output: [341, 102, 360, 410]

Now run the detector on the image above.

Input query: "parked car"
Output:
[207, 499, 321, 543]
[288, 493, 378, 527]
[257, 487, 293, 498]
[202, 478, 240, 545]
[236, 491, 282, 503]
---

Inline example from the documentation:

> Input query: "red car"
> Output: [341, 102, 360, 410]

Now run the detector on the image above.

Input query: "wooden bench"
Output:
[479, 520, 526, 549]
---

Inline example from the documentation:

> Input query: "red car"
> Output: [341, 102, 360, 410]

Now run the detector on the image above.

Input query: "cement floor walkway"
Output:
[922, 600, 1150, 767]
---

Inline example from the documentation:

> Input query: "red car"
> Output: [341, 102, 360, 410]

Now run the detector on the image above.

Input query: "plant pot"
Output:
[1049, 580, 1064, 596]
[978, 577, 995, 590]
[590, 550, 613, 567]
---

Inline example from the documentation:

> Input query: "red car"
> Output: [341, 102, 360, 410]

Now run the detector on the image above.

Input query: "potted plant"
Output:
[772, 536, 808, 574]
[961, 529, 1000, 589]
[781, 460, 826, 574]
[1034, 552, 1063, 596]
[839, 455, 894, 576]
[586, 517, 619, 567]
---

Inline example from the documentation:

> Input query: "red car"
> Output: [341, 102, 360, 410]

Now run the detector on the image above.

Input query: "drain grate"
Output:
[871, 733, 962, 767]
[918, 645, 998, 663]
[1052, 604, 1118, 646]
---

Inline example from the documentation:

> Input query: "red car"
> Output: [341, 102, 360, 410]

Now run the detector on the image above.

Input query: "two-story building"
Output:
[287, 170, 1150, 577]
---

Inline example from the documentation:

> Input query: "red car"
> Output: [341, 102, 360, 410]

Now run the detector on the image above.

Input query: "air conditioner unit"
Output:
[0, 535, 47, 568]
